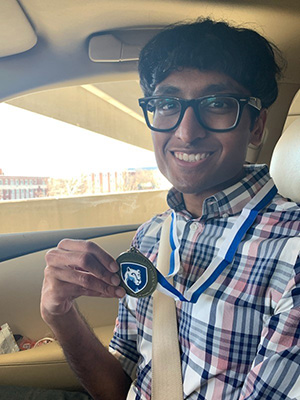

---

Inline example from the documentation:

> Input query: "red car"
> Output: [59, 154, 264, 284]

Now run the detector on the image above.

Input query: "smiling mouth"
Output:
[174, 151, 211, 162]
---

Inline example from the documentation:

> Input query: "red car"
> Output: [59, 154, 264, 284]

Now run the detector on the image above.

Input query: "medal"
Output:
[116, 247, 158, 298]
[117, 179, 277, 303]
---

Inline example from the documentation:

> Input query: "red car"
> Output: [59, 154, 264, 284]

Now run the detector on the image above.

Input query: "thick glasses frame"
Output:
[138, 94, 262, 133]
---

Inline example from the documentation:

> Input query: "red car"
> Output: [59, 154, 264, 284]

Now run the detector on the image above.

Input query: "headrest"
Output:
[270, 117, 300, 203]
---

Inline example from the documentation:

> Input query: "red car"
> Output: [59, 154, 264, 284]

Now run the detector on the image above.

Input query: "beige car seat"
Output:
[270, 117, 300, 203]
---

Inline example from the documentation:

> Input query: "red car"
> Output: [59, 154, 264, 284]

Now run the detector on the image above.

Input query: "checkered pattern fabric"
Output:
[109, 164, 300, 400]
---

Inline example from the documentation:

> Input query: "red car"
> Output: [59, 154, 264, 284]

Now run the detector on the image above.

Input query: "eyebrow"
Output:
[153, 81, 245, 97]
[154, 85, 181, 96]
[201, 83, 242, 95]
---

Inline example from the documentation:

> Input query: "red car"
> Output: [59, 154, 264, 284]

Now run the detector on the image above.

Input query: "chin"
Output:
[172, 182, 204, 195]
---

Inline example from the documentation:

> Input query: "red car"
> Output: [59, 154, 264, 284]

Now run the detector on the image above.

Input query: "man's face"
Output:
[151, 68, 265, 196]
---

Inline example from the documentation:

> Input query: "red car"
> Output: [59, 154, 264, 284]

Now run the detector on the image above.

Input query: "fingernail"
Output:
[116, 288, 125, 298]
[111, 275, 120, 286]
[109, 262, 119, 273]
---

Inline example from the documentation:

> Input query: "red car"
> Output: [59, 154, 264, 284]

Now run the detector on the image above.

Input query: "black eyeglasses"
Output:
[138, 94, 262, 133]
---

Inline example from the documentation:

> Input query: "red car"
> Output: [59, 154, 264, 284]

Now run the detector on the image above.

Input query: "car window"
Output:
[0, 83, 171, 234]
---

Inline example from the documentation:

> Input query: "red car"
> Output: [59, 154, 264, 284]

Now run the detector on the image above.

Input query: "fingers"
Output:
[43, 239, 126, 305]
[46, 250, 117, 289]
[57, 239, 119, 273]
[41, 265, 125, 320]
[44, 263, 124, 298]
[41, 239, 126, 321]
[46, 239, 120, 284]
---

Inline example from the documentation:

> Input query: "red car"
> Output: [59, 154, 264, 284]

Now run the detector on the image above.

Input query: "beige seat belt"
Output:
[151, 214, 183, 399]
[126, 214, 183, 399]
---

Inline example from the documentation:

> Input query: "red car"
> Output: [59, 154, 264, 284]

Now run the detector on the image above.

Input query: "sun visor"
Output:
[89, 28, 163, 62]
[0, 0, 37, 58]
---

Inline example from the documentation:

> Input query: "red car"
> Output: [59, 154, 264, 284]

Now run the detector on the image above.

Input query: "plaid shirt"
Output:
[109, 164, 300, 400]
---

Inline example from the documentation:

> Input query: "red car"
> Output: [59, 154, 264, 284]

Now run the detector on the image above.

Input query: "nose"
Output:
[174, 106, 207, 144]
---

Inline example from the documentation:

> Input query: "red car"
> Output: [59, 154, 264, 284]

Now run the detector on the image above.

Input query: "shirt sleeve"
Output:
[239, 256, 300, 399]
[109, 295, 139, 380]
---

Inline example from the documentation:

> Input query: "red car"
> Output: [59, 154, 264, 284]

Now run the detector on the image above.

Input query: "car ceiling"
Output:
[0, 0, 299, 165]
[0, 0, 299, 100]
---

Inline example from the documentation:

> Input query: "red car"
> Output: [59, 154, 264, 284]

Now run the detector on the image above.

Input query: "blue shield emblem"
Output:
[120, 262, 148, 294]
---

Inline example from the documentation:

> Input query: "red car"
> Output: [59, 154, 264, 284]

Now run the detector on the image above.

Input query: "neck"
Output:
[182, 193, 206, 218]
[182, 169, 246, 218]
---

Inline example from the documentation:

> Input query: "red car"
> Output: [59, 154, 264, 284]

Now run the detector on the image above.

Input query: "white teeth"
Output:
[174, 152, 210, 162]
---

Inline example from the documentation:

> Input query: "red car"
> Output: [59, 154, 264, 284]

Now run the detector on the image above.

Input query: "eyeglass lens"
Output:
[146, 97, 240, 131]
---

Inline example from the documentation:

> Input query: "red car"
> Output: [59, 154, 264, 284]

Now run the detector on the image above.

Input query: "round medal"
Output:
[116, 247, 158, 298]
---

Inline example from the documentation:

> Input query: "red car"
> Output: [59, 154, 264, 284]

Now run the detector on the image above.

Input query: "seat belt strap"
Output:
[151, 214, 183, 399]
[126, 214, 183, 399]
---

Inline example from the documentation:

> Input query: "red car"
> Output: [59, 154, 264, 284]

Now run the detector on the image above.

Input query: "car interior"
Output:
[0, 0, 299, 392]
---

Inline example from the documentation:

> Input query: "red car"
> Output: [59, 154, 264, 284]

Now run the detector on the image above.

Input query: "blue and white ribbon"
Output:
[156, 179, 277, 303]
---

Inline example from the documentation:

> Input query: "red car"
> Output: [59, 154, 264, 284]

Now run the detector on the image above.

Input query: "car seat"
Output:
[270, 117, 300, 203]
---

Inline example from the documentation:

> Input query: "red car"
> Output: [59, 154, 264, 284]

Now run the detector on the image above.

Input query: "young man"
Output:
[107, 20, 300, 399]
[3, 18, 299, 400]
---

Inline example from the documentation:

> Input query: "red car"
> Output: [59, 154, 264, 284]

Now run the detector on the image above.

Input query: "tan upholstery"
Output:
[0, 233, 131, 390]
[270, 117, 300, 203]
[0, 325, 114, 390]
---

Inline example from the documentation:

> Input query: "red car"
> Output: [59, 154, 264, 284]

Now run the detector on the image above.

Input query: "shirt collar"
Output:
[167, 164, 272, 219]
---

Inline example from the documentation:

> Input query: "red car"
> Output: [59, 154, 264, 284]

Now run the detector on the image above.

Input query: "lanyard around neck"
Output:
[156, 179, 277, 303]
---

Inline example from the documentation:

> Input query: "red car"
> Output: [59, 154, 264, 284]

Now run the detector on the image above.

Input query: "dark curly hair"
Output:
[138, 18, 285, 109]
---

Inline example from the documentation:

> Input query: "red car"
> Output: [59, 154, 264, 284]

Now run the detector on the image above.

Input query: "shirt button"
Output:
[190, 222, 198, 231]
[222, 213, 229, 218]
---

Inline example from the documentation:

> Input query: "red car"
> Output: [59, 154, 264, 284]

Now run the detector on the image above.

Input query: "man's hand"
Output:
[41, 239, 126, 322]
[40, 239, 131, 399]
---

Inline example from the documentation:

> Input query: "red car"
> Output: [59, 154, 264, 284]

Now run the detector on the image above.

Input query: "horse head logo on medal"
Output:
[120, 262, 148, 294]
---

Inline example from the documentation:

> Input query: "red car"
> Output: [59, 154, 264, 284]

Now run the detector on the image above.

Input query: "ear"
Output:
[249, 109, 268, 147]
